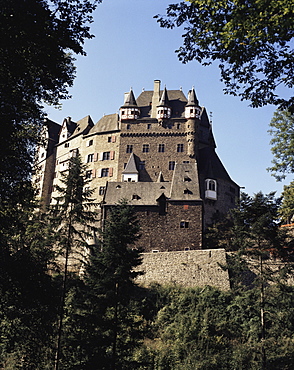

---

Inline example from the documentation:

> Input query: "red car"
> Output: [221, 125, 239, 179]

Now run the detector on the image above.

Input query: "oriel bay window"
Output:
[205, 179, 217, 200]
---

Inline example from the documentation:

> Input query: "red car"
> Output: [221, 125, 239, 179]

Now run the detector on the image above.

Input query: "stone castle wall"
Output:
[134, 202, 203, 252]
[135, 248, 230, 290]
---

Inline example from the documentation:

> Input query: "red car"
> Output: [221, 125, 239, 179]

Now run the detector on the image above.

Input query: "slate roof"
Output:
[104, 163, 201, 206]
[70, 115, 94, 139]
[136, 89, 187, 118]
[104, 182, 172, 206]
[198, 146, 234, 183]
[121, 89, 138, 107]
[186, 87, 199, 106]
[122, 153, 138, 174]
[158, 87, 170, 107]
[90, 113, 119, 134]
[170, 163, 201, 200]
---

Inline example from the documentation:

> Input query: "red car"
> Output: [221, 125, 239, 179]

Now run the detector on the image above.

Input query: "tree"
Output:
[60, 201, 143, 369]
[0, 196, 59, 368]
[0, 0, 100, 203]
[268, 109, 294, 181]
[279, 181, 294, 224]
[155, 1, 294, 111]
[205, 191, 294, 369]
[49, 154, 98, 370]
[137, 285, 294, 370]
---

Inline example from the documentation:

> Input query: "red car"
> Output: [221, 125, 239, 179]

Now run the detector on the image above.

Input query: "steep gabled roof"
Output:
[198, 146, 235, 183]
[170, 163, 201, 200]
[103, 182, 172, 206]
[70, 115, 94, 138]
[90, 113, 120, 134]
[136, 89, 187, 118]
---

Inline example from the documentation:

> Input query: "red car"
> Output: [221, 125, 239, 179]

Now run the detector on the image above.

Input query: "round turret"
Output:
[185, 87, 201, 119]
[120, 89, 140, 121]
[156, 87, 171, 121]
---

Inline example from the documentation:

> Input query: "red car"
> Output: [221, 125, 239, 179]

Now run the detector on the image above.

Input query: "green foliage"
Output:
[279, 181, 294, 224]
[59, 201, 144, 369]
[0, 0, 99, 203]
[50, 154, 98, 260]
[0, 205, 59, 368]
[155, 1, 294, 110]
[136, 285, 294, 370]
[268, 109, 294, 181]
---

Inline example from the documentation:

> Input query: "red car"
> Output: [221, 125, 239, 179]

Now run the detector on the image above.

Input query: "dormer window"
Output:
[205, 179, 217, 200]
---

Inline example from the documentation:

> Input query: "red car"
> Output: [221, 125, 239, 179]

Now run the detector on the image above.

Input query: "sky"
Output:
[45, 0, 292, 197]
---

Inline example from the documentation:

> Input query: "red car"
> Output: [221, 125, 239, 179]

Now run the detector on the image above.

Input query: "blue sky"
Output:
[45, 0, 292, 197]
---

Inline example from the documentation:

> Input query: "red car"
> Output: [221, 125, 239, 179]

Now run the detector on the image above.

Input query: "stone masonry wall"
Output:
[133, 202, 203, 252]
[135, 248, 230, 290]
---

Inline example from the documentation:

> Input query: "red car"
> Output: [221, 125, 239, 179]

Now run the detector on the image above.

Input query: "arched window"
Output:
[205, 179, 217, 200]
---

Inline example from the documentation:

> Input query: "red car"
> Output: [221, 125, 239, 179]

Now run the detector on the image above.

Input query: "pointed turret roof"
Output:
[122, 89, 138, 107]
[186, 87, 199, 106]
[157, 87, 170, 107]
[122, 153, 138, 174]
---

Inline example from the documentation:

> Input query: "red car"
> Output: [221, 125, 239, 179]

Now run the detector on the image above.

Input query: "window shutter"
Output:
[94, 153, 98, 162]
[111, 135, 116, 143]
[110, 151, 115, 160]
[99, 152, 104, 161]
[85, 155, 88, 163]
[97, 168, 102, 178]
[109, 167, 113, 177]
[92, 169, 96, 178]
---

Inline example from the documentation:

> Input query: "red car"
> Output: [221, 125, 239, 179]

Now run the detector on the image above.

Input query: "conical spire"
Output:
[122, 88, 137, 107]
[122, 153, 138, 174]
[158, 87, 170, 107]
[186, 87, 199, 106]
[122, 153, 139, 182]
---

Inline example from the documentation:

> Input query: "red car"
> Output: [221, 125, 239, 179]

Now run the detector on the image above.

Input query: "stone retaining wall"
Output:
[135, 248, 230, 290]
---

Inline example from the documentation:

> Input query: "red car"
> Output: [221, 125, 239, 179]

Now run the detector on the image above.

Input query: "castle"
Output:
[34, 80, 239, 252]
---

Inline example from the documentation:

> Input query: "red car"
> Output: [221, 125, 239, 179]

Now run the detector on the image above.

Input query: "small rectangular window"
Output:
[142, 144, 149, 153]
[139, 161, 145, 170]
[102, 152, 110, 160]
[177, 143, 184, 152]
[158, 144, 165, 153]
[180, 221, 189, 229]
[64, 142, 69, 148]
[87, 139, 93, 146]
[87, 154, 94, 163]
[99, 186, 106, 195]
[147, 124, 151, 129]
[108, 136, 112, 142]
[169, 161, 175, 170]
[101, 168, 109, 177]
[126, 145, 133, 153]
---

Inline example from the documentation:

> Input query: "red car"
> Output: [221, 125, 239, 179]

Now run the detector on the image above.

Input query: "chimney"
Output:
[151, 80, 161, 118]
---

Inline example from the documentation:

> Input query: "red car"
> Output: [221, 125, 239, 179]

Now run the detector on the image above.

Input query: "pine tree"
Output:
[49, 153, 98, 370]
[62, 201, 143, 369]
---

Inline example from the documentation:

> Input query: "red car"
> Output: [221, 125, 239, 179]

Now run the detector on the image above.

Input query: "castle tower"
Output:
[156, 87, 171, 123]
[120, 88, 140, 121]
[185, 87, 201, 158]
